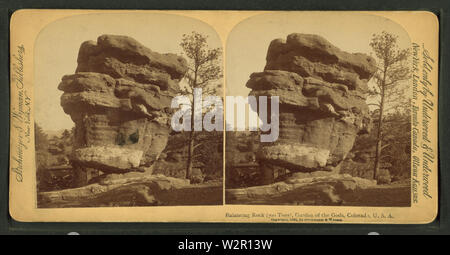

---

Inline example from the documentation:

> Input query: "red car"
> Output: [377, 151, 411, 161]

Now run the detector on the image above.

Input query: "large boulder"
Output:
[246, 33, 376, 183]
[58, 35, 187, 178]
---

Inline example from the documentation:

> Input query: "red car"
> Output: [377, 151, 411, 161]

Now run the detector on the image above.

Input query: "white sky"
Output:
[226, 12, 411, 100]
[34, 13, 221, 132]
[34, 12, 411, 132]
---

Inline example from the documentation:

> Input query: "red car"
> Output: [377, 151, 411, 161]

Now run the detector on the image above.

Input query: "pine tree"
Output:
[368, 31, 410, 180]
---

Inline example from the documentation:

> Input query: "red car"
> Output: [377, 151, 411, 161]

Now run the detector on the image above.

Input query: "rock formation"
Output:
[246, 33, 377, 184]
[58, 35, 188, 180]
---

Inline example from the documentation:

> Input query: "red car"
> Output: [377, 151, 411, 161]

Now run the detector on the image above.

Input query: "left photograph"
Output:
[35, 13, 224, 207]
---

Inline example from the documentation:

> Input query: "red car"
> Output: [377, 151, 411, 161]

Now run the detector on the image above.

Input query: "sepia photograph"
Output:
[225, 13, 413, 206]
[9, 10, 438, 223]
[33, 13, 224, 207]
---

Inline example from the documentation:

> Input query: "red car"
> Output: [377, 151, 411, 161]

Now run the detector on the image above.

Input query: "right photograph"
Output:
[225, 12, 412, 206]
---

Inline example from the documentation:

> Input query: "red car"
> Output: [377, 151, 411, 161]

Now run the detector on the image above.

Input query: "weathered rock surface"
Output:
[58, 35, 187, 176]
[265, 34, 377, 88]
[76, 35, 187, 81]
[226, 174, 377, 205]
[38, 173, 223, 207]
[226, 173, 411, 207]
[246, 34, 376, 182]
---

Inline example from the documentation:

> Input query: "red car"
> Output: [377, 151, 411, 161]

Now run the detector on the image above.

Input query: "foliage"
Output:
[193, 131, 223, 179]
[35, 122, 49, 151]
[368, 31, 411, 180]
[179, 31, 223, 180]
[180, 31, 222, 94]
[152, 131, 223, 180]
[225, 132, 260, 188]
[342, 108, 411, 183]
[35, 123, 75, 192]
[35, 123, 50, 191]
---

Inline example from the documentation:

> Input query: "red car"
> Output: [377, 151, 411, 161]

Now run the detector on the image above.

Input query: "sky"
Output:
[226, 12, 411, 97]
[34, 12, 222, 131]
[34, 12, 411, 132]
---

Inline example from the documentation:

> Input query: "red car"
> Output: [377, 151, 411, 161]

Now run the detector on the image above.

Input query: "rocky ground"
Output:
[38, 173, 222, 207]
[226, 174, 410, 207]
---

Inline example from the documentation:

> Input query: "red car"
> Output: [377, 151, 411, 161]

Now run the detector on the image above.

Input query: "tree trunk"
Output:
[260, 163, 274, 185]
[373, 135, 382, 180]
[73, 163, 88, 187]
[186, 62, 199, 180]
[186, 130, 195, 180]
[186, 91, 196, 180]
[373, 79, 386, 181]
